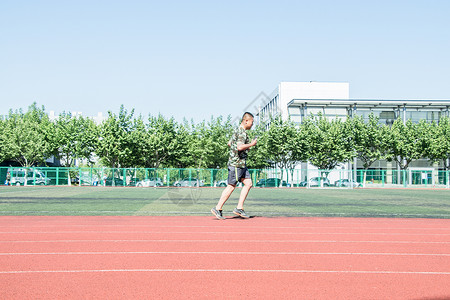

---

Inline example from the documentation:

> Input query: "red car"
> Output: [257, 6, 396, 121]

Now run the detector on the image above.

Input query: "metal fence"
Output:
[1, 166, 449, 188]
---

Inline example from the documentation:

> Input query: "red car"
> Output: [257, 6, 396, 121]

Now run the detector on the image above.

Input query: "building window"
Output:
[355, 109, 397, 125]
[405, 111, 441, 123]
[323, 108, 347, 120]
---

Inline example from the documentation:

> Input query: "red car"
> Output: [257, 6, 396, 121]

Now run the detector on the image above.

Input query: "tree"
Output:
[423, 117, 450, 170]
[172, 119, 192, 168]
[205, 116, 234, 169]
[384, 118, 425, 171]
[0, 117, 8, 164]
[347, 114, 386, 185]
[97, 105, 135, 169]
[4, 103, 56, 168]
[54, 112, 98, 167]
[187, 116, 233, 169]
[246, 117, 271, 170]
[127, 116, 150, 168]
[146, 114, 184, 168]
[264, 116, 305, 185]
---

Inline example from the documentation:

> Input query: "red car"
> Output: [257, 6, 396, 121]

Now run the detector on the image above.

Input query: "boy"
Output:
[211, 112, 257, 219]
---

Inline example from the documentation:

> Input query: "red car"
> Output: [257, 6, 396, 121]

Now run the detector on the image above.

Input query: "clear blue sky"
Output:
[1, 0, 449, 122]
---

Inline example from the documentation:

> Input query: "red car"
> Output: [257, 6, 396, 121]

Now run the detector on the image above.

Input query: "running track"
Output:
[0, 216, 449, 299]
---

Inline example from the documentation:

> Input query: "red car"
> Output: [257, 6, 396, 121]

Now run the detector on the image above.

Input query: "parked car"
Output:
[173, 178, 204, 187]
[136, 178, 163, 187]
[70, 176, 80, 185]
[256, 178, 290, 187]
[216, 180, 228, 187]
[299, 177, 331, 187]
[72, 175, 101, 186]
[8, 168, 51, 186]
[334, 179, 362, 187]
[128, 177, 139, 186]
[104, 177, 125, 186]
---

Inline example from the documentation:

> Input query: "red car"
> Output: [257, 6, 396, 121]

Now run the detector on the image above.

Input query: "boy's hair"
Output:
[241, 112, 254, 122]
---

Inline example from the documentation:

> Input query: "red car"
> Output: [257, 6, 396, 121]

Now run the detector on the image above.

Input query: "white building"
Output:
[261, 81, 350, 122]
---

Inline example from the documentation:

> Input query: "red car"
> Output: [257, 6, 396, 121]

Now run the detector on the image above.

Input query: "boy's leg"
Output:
[236, 178, 252, 209]
[216, 184, 235, 210]
[215, 166, 238, 210]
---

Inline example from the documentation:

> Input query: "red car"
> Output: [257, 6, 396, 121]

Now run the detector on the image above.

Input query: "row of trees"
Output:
[1, 103, 450, 177]
[263, 114, 450, 183]
[0, 104, 232, 169]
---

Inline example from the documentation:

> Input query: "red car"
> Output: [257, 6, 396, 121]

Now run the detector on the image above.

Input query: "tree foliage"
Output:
[0, 117, 7, 164]
[262, 116, 307, 183]
[186, 116, 233, 169]
[384, 118, 425, 170]
[422, 117, 450, 170]
[2, 103, 450, 173]
[145, 114, 186, 168]
[54, 112, 98, 167]
[3, 103, 56, 167]
[300, 114, 353, 172]
[348, 114, 386, 169]
[97, 105, 135, 168]
[246, 117, 270, 169]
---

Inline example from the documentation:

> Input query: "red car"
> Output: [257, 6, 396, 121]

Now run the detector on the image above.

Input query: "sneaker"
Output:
[233, 208, 250, 219]
[211, 208, 226, 220]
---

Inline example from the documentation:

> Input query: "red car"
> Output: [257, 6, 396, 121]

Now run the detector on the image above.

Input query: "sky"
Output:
[1, 0, 449, 123]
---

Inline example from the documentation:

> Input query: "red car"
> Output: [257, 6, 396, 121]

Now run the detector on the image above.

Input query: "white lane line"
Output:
[0, 251, 449, 256]
[1, 269, 450, 275]
[2, 211, 450, 217]
[2, 225, 449, 231]
[1, 239, 450, 244]
[1, 231, 450, 236]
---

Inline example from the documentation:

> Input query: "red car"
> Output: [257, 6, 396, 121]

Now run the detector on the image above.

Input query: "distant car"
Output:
[74, 176, 101, 186]
[136, 178, 163, 187]
[256, 178, 290, 187]
[104, 177, 125, 186]
[299, 177, 331, 187]
[71, 176, 80, 185]
[128, 177, 139, 186]
[334, 179, 362, 187]
[8, 168, 51, 186]
[174, 178, 204, 187]
[216, 180, 228, 187]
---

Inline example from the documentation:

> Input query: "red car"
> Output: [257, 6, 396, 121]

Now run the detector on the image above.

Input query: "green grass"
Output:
[0, 186, 449, 218]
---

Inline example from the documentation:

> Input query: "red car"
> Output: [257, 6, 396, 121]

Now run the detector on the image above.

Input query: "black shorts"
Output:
[227, 166, 251, 186]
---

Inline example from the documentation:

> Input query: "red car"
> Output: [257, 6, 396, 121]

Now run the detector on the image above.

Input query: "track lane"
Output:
[1, 216, 449, 299]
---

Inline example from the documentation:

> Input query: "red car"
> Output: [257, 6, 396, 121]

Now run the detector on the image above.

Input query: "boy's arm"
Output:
[237, 138, 257, 151]
[237, 135, 257, 151]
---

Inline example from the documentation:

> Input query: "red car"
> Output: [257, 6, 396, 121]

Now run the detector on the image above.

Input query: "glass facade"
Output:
[405, 111, 442, 123]
[287, 101, 450, 124]
[354, 109, 398, 125]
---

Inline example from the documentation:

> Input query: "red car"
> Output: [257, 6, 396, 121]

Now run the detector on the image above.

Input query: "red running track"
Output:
[0, 216, 449, 299]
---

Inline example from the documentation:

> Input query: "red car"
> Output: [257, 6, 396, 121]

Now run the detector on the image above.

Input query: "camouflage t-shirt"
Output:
[228, 126, 249, 168]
